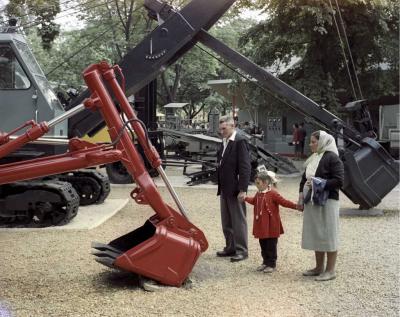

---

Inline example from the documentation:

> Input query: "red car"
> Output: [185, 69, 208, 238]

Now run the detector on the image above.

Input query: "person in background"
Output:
[292, 123, 300, 160]
[242, 171, 302, 273]
[216, 115, 251, 262]
[243, 121, 252, 134]
[298, 130, 344, 281]
[234, 116, 239, 128]
[298, 122, 307, 158]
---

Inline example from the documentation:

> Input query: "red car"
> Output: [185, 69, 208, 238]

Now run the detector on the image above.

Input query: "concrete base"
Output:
[0, 198, 129, 232]
[340, 208, 384, 217]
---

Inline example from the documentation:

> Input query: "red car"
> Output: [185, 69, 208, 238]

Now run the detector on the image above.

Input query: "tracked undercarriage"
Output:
[0, 180, 79, 227]
[0, 170, 110, 227]
[57, 170, 110, 206]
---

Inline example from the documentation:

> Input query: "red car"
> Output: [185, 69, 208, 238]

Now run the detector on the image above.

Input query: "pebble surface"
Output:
[0, 173, 399, 317]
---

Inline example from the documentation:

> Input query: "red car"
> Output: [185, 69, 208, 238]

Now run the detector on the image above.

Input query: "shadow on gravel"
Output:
[93, 270, 141, 290]
[190, 255, 227, 282]
[90, 254, 230, 291]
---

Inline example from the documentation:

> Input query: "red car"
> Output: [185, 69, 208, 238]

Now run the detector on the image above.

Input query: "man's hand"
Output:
[237, 191, 246, 202]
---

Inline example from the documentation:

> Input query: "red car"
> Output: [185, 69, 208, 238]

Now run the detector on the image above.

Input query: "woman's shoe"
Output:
[315, 271, 336, 281]
[302, 269, 323, 276]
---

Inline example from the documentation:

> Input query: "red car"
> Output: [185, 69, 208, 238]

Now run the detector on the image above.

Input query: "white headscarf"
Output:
[305, 130, 339, 178]
[317, 130, 338, 155]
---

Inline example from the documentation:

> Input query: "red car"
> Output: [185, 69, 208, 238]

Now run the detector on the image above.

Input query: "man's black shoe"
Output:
[216, 250, 236, 257]
[230, 254, 248, 262]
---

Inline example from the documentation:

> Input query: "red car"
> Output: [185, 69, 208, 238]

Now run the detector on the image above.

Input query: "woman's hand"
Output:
[297, 193, 304, 211]
[305, 179, 312, 188]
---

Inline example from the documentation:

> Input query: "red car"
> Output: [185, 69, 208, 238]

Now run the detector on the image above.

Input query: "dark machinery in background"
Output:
[59, 80, 163, 185]
[157, 102, 298, 184]
[83, 80, 165, 184]
[160, 126, 299, 186]
[341, 97, 399, 159]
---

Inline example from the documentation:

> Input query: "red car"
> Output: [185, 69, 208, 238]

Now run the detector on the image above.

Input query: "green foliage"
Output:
[207, 17, 260, 116]
[239, 0, 399, 113]
[27, 25, 116, 88]
[6, 0, 60, 49]
[159, 45, 220, 120]
[25, 0, 151, 88]
[159, 17, 255, 119]
[76, 0, 151, 60]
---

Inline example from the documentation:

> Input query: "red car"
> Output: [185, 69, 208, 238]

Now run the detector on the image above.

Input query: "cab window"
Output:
[0, 44, 30, 89]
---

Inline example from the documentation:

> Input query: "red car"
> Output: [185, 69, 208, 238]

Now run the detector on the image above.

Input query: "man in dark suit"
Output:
[216, 115, 251, 262]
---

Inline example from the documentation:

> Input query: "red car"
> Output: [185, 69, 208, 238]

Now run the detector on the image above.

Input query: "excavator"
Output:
[0, 0, 398, 286]
[0, 18, 164, 225]
[0, 18, 110, 226]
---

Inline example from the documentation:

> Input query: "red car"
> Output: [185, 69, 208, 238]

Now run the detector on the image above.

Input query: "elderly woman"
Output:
[299, 130, 344, 281]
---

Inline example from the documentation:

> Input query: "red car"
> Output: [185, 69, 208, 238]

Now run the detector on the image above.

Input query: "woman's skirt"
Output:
[301, 187, 340, 252]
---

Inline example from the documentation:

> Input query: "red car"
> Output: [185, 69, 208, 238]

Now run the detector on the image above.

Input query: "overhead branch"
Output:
[114, 0, 127, 30]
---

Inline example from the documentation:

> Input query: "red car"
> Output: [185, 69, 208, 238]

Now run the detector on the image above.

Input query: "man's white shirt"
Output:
[222, 130, 237, 158]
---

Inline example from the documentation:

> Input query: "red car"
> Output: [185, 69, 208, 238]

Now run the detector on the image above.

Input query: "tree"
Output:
[5, 0, 60, 50]
[239, 0, 399, 113]
[158, 45, 220, 122]
[157, 15, 257, 121]
[205, 17, 260, 119]
[76, 0, 153, 61]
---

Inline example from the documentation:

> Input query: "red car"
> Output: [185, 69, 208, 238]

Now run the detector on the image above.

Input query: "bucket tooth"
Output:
[91, 249, 121, 259]
[91, 242, 122, 254]
[91, 242, 123, 269]
[94, 256, 116, 269]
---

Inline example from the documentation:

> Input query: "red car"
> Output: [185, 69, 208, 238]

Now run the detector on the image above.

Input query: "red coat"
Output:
[245, 189, 297, 239]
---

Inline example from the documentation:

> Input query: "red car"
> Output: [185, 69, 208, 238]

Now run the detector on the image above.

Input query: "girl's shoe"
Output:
[256, 264, 267, 271]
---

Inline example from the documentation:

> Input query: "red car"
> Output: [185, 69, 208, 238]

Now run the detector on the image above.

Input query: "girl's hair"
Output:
[255, 171, 277, 187]
[311, 131, 320, 139]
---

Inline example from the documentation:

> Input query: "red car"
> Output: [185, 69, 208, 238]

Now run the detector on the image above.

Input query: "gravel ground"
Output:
[0, 172, 399, 317]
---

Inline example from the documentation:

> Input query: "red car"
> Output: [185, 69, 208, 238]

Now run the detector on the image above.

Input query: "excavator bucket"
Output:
[92, 216, 202, 286]
[341, 138, 399, 209]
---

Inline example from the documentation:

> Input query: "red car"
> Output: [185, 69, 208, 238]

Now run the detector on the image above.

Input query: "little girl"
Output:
[243, 171, 301, 273]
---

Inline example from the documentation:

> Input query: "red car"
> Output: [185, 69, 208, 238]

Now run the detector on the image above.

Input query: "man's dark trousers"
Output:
[220, 193, 248, 255]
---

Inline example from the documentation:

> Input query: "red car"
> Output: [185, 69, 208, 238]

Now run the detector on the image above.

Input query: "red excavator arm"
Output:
[0, 61, 208, 286]
[84, 62, 208, 287]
